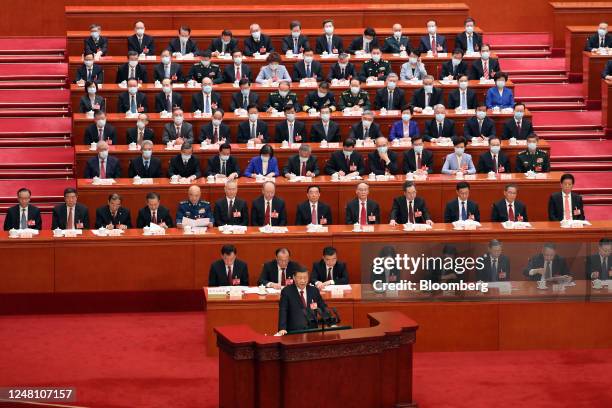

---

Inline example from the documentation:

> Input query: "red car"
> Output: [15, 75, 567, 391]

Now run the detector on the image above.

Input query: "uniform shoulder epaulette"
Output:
[179, 200, 188, 204]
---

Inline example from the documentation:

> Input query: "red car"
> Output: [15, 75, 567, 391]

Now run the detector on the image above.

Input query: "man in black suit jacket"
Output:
[347, 28, 379, 54]
[208, 244, 249, 286]
[155, 80, 183, 113]
[585, 23, 612, 50]
[346, 182, 381, 224]
[295, 185, 332, 225]
[326, 55, 355, 81]
[603, 60, 612, 79]
[205, 143, 240, 178]
[464, 106, 496, 140]
[440, 50, 469, 80]
[368, 137, 398, 175]
[424, 107, 456, 141]
[84, 143, 121, 178]
[477, 137, 511, 173]
[419, 23, 447, 53]
[117, 80, 148, 113]
[455, 19, 483, 53]
[126, 114, 155, 144]
[200, 112, 230, 144]
[443, 181, 481, 222]
[293, 49, 323, 81]
[389, 181, 433, 225]
[282, 22, 310, 54]
[468, 46, 501, 80]
[167, 26, 199, 56]
[374, 74, 405, 110]
[585, 238, 611, 280]
[222, 51, 253, 83]
[251, 181, 288, 226]
[523, 243, 571, 280]
[243, 24, 274, 56]
[192, 79, 222, 113]
[548, 173, 585, 221]
[283, 146, 320, 177]
[447, 76, 478, 109]
[51, 188, 90, 230]
[136, 192, 174, 228]
[230, 79, 260, 111]
[153, 51, 184, 82]
[168, 143, 201, 179]
[83, 112, 117, 145]
[348, 112, 382, 140]
[95, 193, 132, 229]
[213, 180, 249, 226]
[208, 30, 239, 56]
[74, 56, 104, 84]
[127, 22, 155, 55]
[410, 76, 443, 109]
[316, 21, 344, 54]
[258, 247, 300, 287]
[310, 107, 341, 142]
[477, 239, 511, 281]
[502, 104, 533, 140]
[275, 108, 307, 143]
[311, 247, 349, 286]
[403, 136, 434, 173]
[116, 52, 148, 83]
[3, 188, 42, 230]
[491, 184, 528, 222]
[128, 141, 162, 178]
[277, 267, 327, 335]
[237, 105, 269, 143]
[324, 138, 366, 175]
[84, 25, 108, 56]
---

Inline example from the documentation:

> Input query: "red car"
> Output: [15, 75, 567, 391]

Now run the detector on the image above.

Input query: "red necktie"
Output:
[67, 207, 74, 229]
[300, 162, 306, 176]
[264, 201, 271, 225]
[431, 37, 437, 56]
[564, 195, 571, 220]
[516, 121, 521, 136]
[493, 154, 498, 173]
[408, 201, 415, 223]
[235, 66, 241, 81]
[416, 153, 421, 169]
[98, 128, 103, 141]
[213, 127, 219, 143]
[227, 265, 233, 283]
[508, 204, 515, 221]
[152, 210, 157, 224]
[360, 202, 367, 225]
[100, 160, 106, 178]
[299, 289, 306, 308]
[281, 268, 286, 286]
[483, 60, 489, 79]
[311, 204, 317, 224]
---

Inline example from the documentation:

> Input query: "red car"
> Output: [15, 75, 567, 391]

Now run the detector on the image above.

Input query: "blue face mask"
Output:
[435, 113, 445, 122]
[514, 111, 524, 120]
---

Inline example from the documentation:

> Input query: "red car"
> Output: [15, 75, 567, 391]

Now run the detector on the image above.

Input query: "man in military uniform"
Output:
[264, 80, 301, 112]
[515, 134, 550, 173]
[358, 45, 392, 82]
[187, 50, 223, 84]
[176, 185, 214, 228]
[339, 79, 370, 110]
[382, 23, 411, 54]
[303, 81, 336, 112]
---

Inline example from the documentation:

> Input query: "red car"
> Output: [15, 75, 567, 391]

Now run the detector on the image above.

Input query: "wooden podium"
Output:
[215, 311, 418, 408]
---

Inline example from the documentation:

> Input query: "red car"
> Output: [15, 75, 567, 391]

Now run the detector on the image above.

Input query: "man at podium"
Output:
[276, 268, 327, 336]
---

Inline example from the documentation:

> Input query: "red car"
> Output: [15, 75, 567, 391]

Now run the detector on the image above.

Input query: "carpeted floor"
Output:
[1, 312, 611, 408]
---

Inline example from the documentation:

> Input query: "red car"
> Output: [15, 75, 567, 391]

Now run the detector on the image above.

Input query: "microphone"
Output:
[319, 305, 335, 326]
[331, 307, 341, 325]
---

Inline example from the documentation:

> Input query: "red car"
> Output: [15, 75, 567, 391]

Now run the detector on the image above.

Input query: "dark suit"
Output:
[275, 120, 307, 143]
[251, 196, 287, 226]
[523, 254, 571, 280]
[162, 122, 194, 144]
[79, 95, 105, 113]
[463, 116, 496, 140]
[501, 118, 534, 140]
[237, 120, 269, 143]
[243, 34, 274, 56]
[208, 38, 239, 55]
[206, 155, 240, 177]
[283, 155, 319, 177]
[295, 200, 332, 225]
[116, 63, 147, 83]
[440, 60, 469, 80]
[585, 33, 612, 50]
[585, 253, 612, 280]
[155, 92, 183, 113]
[424, 118, 456, 141]
[117, 92, 148, 113]
[83, 124, 117, 145]
[208, 259, 249, 286]
[128, 156, 162, 178]
[278, 284, 327, 332]
[476, 253, 511, 282]
[311, 260, 349, 284]
[374, 88, 405, 110]
[94, 205, 132, 229]
[469, 58, 501, 80]
[347, 36, 379, 54]
[348, 122, 382, 140]
[127, 34, 155, 55]
[410, 87, 443, 109]
[199, 123, 231, 143]
[310, 120, 341, 142]
[447, 88, 478, 110]
[547, 192, 585, 221]
[213, 196, 249, 226]
[293, 60, 323, 81]
[402, 148, 434, 173]
[602, 60, 612, 78]
[167, 38, 199, 55]
[455, 32, 483, 53]
[3, 204, 42, 230]
[126, 127, 155, 144]
[491, 199, 528, 222]
[74, 64, 104, 84]
[136, 205, 174, 228]
[315, 35, 344, 54]
[419, 34, 447, 53]
[52, 203, 90, 229]
[281, 35, 310, 54]
[222, 63, 253, 83]
[153, 63, 184, 82]
[84, 155, 121, 178]
[258, 260, 301, 286]
[168, 155, 201, 178]
[191, 91, 222, 113]
[477, 151, 511, 173]
[390, 196, 431, 224]
[368, 150, 398, 175]
[84, 36, 109, 56]
[230, 90, 260, 111]
[381, 35, 411, 54]
[345, 199, 380, 224]
[324, 150, 365, 175]
[443, 199, 481, 222]
[327, 62, 356, 81]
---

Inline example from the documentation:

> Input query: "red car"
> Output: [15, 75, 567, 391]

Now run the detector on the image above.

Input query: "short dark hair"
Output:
[453, 137, 466, 146]
[343, 138, 356, 148]
[64, 188, 77, 197]
[284, 105, 295, 113]
[290, 20, 301, 30]
[275, 247, 290, 256]
[322, 19, 334, 26]
[370, 45, 381, 53]
[179, 26, 191, 34]
[411, 135, 423, 143]
[247, 103, 258, 111]
[294, 266, 309, 275]
[201, 50, 212, 58]
[85, 81, 98, 91]
[560, 173, 575, 184]
[456, 181, 470, 191]
[543, 242, 556, 251]
[260, 144, 274, 156]
[599, 238, 611, 247]
[221, 244, 237, 255]
[303, 47, 314, 54]
[323, 246, 337, 256]
[219, 142, 231, 152]
[181, 142, 193, 151]
[307, 185, 320, 193]
[364, 27, 376, 37]
[17, 188, 31, 196]
[108, 193, 122, 202]
[504, 183, 518, 192]
[494, 71, 508, 81]
[488, 239, 502, 248]
[318, 81, 330, 90]
[402, 181, 416, 190]
[452, 48, 465, 56]
[146, 192, 160, 201]
[238, 78, 251, 87]
[401, 105, 414, 114]
[409, 49, 421, 57]
[464, 17, 476, 25]
[514, 102, 526, 110]
[221, 29, 232, 37]
[127, 50, 139, 58]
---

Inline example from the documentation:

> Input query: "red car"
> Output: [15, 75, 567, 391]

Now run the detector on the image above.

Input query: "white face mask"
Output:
[476, 110, 487, 120]
[324, 26, 334, 35]
[304, 56, 314, 64]
[163, 86, 172, 94]
[203, 85, 212, 94]
[286, 113, 295, 122]
[362, 119, 372, 127]
[212, 119, 222, 127]
[321, 113, 330, 121]
[84, 60, 94, 68]
[98, 150, 108, 160]
[377, 146, 388, 154]
[402, 113, 411, 122]
[91, 31, 100, 40]
[137, 120, 146, 130]
[270, 63, 279, 71]
[181, 154, 191, 161]
[142, 150, 152, 159]
[466, 26, 474, 34]
[452, 58, 461, 66]
[481, 51, 490, 60]
[343, 150, 352, 157]
[427, 25, 437, 35]
[249, 113, 258, 122]
[291, 31, 300, 39]
[317, 91, 327, 98]
[424, 84, 433, 93]
[161, 56, 171, 65]
[435, 113, 445, 122]
[459, 81, 468, 90]
[219, 154, 229, 161]
[394, 31, 402, 39]
[454, 147, 465, 155]
[490, 145, 501, 155]
[126, 86, 139, 96]
[241, 89, 250, 96]
[87, 87, 97, 94]
[174, 116, 184, 125]
[496, 80, 506, 89]
[96, 119, 106, 127]
[201, 60, 211, 68]
[278, 90, 289, 97]
[252, 31, 261, 40]
[409, 57, 418, 64]
[528, 142, 537, 151]
[350, 86, 360, 95]
[371, 54, 381, 62]
[338, 62, 348, 69]
[598, 28, 607, 37]
[233, 57, 242, 65]
[180, 36, 189, 43]
[260, 155, 269, 162]
[136, 28, 145, 36]
[128, 60, 138, 68]
[413, 145, 423, 154]
[387, 81, 397, 90]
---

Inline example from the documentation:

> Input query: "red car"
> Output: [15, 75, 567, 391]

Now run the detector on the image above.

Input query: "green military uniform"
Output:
[264, 91, 301, 112]
[338, 89, 370, 110]
[188, 62, 223, 84]
[358, 58, 392, 82]
[515, 148, 550, 173]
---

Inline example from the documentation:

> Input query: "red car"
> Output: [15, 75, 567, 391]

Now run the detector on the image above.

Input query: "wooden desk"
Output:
[69, 53, 491, 84]
[564, 25, 598, 81]
[75, 172, 561, 228]
[582, 51, 612, 107]
[73, 110, 529, 145]
[71, 80, 511, 115]
[603, 79, 612, 135]
[64, 4, 470, 31]
[550, 2, 612, 51]
[67, 27, 481, 58]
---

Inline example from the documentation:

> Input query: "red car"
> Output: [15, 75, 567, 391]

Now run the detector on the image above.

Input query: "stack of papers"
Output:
[501, 221, 532, 229]
[8, 228, 40, 238]
[91, 177, 115, 185]
[92, 228, 124, 237]
[218, 225, 247, 234]
[323, 284, 352, 292]
[560, 220, 591, 228]
[452, 220, 481, 230]
[258, 226, 289, 234]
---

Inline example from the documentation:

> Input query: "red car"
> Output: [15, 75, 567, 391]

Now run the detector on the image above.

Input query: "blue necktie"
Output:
[461, 202, 467, 221]
[130, 96, 137, 113]
[467, 35, 474, 53]
[204, 95, 210, 114]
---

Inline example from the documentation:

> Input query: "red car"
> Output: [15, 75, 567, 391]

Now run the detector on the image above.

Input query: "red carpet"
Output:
[483, 33, 551, 47]
[514, 83, 583, 99]
[532, 111, 602, 129]
[1, 312, 612, 408]
[548, 140, 612, 161]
